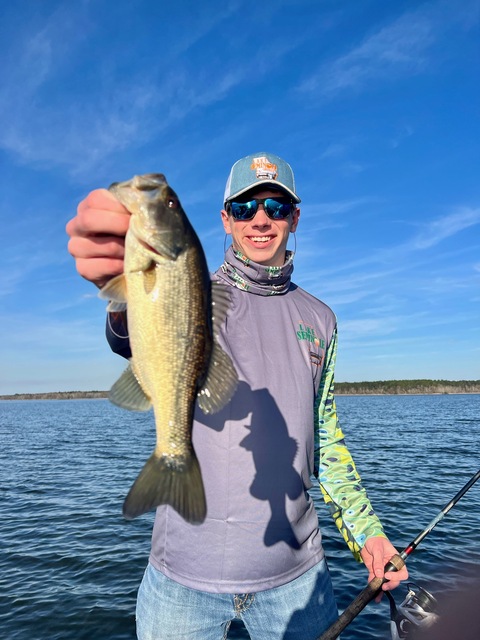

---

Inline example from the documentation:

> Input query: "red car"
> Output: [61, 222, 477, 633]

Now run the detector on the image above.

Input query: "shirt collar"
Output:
[218, 246, 294, 296]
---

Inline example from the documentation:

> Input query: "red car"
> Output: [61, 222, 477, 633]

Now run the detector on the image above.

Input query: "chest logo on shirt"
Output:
[296, 322, 325, 349]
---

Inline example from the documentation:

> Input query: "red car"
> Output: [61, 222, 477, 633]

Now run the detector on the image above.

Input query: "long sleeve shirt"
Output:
[106, 247, 385, 591]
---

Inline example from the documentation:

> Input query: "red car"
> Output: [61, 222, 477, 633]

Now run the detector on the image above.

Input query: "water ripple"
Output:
[1, 396, 478, 639]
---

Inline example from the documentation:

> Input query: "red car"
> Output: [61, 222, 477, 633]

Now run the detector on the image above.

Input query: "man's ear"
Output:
[291, 207, 300, 233]
[221, 209, 232, 234]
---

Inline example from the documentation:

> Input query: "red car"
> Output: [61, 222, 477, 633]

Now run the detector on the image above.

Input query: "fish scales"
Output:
[138, 260, 208, 455]
[99, 173, 237, 523]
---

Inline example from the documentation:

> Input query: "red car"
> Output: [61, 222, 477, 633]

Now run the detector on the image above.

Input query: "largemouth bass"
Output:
[99, 174, 238, 524]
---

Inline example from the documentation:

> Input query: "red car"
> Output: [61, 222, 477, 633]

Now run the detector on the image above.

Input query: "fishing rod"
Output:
[317, 468, 480, 640]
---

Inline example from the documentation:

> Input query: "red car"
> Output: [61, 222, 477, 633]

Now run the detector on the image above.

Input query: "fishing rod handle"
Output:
[317, 554, 405, 640]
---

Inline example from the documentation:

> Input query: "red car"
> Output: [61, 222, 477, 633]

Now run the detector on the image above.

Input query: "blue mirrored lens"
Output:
[264, 198, 292, 219]
[229, 200, 257, 220]
[229, 198, 293, 220]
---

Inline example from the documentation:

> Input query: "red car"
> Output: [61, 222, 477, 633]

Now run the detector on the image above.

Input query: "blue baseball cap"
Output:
[223, 152, 301, 205]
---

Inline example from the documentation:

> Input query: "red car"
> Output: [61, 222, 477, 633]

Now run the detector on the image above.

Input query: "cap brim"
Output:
[225, 180, 301, 205]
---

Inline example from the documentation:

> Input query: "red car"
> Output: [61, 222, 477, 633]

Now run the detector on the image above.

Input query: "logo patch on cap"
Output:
[250, 156, 278, 181]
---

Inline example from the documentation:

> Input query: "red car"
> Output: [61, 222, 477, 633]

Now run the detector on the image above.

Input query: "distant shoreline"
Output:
[0, 391, 109, 401]
[1, 380, 479, 400]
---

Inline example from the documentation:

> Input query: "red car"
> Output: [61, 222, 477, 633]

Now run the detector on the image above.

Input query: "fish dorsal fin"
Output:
[211, 281, 232, 338]
[109, 363, 152, 411]
[197, 282, 238, 414]
[99, 275, 128, 312]
[197, 341, 238, 414]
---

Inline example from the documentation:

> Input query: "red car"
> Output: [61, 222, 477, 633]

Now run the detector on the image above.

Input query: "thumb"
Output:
[372, 555, 386, 580]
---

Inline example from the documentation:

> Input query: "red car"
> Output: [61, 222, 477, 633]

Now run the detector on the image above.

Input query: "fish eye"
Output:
[167, 198, 179, 209]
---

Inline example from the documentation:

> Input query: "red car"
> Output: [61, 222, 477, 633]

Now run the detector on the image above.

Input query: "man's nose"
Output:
[252, 204, 270, 224]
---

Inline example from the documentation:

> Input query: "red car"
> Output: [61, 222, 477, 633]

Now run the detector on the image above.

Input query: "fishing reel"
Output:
[387, 583, 439, 639]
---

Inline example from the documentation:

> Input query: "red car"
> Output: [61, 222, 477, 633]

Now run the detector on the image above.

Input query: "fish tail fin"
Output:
[264, 517, 301, 550]
[122, 451, 206, 524]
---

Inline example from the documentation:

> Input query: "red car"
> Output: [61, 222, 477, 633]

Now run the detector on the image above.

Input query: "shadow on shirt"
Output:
[197, 380, 303, 550]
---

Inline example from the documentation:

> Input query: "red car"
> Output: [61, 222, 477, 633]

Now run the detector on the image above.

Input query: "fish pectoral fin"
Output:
[106, 300, 128, 312]
[108, 364, 152, 411]
[99, 275, 128, 312]
[143, 266, 157, 295]
[211, 282, 232, 337]
[123, 451, 206, 524]
[197, 340, 238, 414]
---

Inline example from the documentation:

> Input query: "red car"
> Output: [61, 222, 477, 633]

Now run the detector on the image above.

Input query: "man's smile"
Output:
[249, 235, 274, 243]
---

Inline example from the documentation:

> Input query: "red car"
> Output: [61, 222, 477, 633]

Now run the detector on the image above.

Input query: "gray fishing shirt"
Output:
[139, 247, 386, 593]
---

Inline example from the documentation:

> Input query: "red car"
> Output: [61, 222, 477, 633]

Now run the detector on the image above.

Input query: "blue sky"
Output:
[1, 0, 479, 394]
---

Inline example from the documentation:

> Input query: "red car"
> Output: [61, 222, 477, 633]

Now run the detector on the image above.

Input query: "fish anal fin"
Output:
[122, 452, 206, 524]
[108, 364, 152, 411]
[106, 300, 128, 312]
[99, 274, 128, 303]
[197, 341, 238, 414]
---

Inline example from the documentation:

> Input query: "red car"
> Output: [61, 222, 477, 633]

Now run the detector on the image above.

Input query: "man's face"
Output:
[221, 189, 300, 267]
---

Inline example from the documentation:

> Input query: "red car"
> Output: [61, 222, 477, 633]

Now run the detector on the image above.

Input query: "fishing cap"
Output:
[223, 152, 301, 205]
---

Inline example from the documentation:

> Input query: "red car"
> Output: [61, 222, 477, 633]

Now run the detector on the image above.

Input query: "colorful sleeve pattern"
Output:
[314, 328, 386, 562]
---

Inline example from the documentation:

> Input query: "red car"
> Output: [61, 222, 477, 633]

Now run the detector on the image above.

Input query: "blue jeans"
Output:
[136, 560, 338, 639]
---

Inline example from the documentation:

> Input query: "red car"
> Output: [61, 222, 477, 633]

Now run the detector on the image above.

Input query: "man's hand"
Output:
[66, 188, 130, 288]
[360, 536, 409, 602]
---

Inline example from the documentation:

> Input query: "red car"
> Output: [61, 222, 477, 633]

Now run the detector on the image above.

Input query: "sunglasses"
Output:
[226, 197, 295, 221]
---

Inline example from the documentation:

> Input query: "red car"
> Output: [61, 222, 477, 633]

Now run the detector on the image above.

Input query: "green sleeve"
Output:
[314, 328, 386, 562]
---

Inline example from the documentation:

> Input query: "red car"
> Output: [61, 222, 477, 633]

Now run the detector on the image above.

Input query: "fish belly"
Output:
[128, 250, 209, 455]
[121, 249, 210, 523]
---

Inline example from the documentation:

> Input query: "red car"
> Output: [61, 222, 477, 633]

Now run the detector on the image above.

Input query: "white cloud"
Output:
[298, 0, 479, 97]
[340, 317, 398, 339]
[410, 207, 480, 250]
[323, 290, 374, 307]
[0, 2, 303, 176]
[390, 124, 415, 149]
[0, 247, 67, 297]
[319, 143, 348, 159]
[299, 12, 432, 95]
[301, 197, 379, 220]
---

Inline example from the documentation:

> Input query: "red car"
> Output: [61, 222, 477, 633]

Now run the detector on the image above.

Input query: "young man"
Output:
[66, 152, 408, 639]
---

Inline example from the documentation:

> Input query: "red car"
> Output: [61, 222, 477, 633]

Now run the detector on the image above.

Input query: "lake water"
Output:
[1, 395, 479, 639]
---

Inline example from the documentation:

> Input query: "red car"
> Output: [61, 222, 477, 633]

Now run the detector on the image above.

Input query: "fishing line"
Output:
[317, 468, 480, 640]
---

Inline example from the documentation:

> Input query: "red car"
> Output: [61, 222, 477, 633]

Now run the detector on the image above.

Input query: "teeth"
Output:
[251, 236, 272, 243]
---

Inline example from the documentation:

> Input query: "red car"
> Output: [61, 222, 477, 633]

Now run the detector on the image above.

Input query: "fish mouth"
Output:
[138, 237, 162, 256]
[132, 174, 167, 191]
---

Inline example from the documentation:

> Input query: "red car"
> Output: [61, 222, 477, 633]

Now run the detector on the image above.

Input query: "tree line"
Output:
[335, 379, 480, 395]
[1, 380, 479, 400]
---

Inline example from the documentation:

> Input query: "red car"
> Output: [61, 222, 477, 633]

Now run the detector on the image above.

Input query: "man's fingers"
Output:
[373, 559, 386, 579]
[65, 188, 130, 288]
[82, 188, 127, 213]
[382, 579, 402, 591]
[67, 235, 125, 260]
[66, 189, 130, 239]
[67, 208, 130, 238]
[74, 257, 125, 287]
[382, 563, 409, 591]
